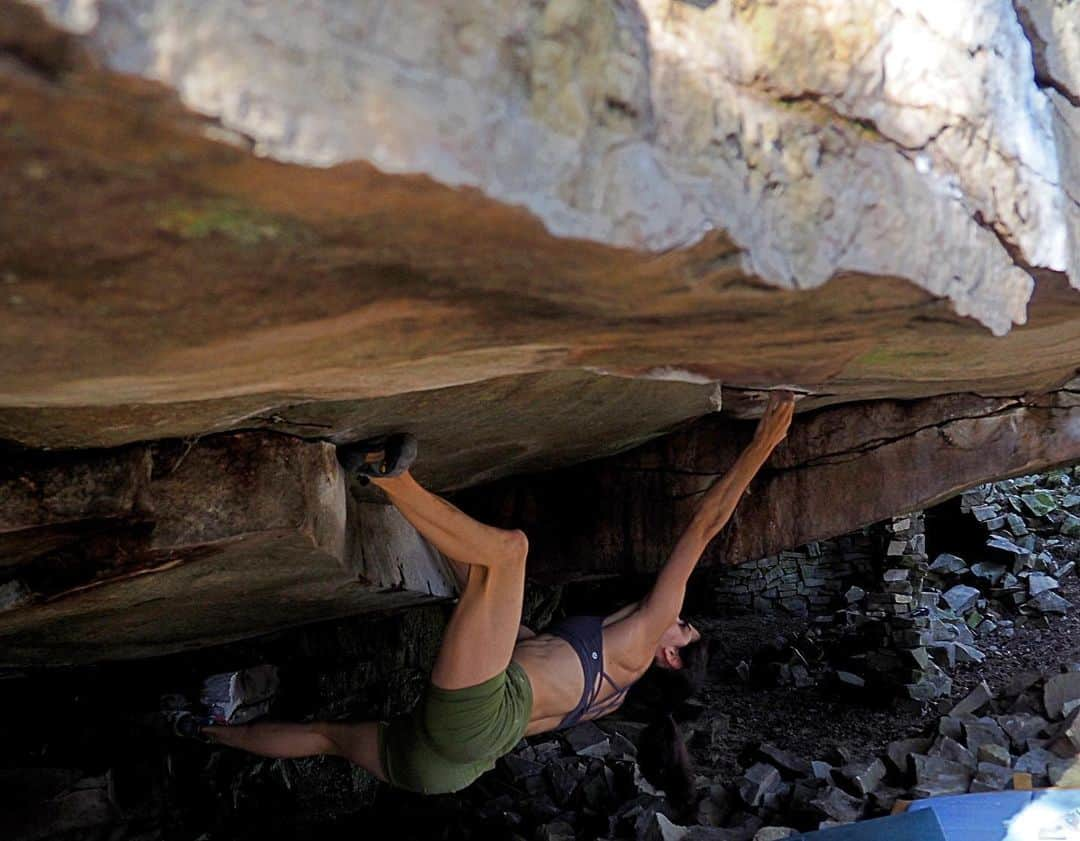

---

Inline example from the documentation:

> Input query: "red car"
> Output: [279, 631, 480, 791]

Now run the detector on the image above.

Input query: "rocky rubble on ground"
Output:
[738, 471, 1080, 706]
[505, 666, 1080, 841]
[456, 715, 798, 841]
[952, 472, 1080, 625]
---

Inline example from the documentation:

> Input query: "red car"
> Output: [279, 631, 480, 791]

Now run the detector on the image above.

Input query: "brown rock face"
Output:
[3, 390, 1078, 665]
[458, 392, 1080, 580]
[1, 8, 1079, 663]
[0, 433, 455, 664]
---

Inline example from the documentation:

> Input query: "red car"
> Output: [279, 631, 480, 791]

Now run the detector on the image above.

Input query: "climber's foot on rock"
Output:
[337, 433, 418, 485]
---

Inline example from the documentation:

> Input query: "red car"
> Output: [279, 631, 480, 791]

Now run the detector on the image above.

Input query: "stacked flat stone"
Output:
[847, 468, 1080, 703]
[729, 514, 970, 700]
[830, 513, 955, 703]
[719, 469, 1079, 706]
[711, 534, 869, 616]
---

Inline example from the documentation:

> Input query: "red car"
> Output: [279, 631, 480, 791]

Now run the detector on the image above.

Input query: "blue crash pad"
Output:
[789, 808, 947, 840]
[908, 788, 1080, 840]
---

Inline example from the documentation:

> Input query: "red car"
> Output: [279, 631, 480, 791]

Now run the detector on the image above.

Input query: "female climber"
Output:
[187, 392, 795, 794]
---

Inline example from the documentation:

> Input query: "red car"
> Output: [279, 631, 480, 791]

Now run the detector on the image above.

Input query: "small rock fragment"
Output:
[1045, 673, 1080, 720]
[809, 786, 863, 824]
[755, 744, 811, 779]
[970, 761, 1014, 792]
[962, 719, 1009, 758]
[502, 754, 545, 783]
[1061, 514, 1080, 538]
[1048, 757, 1080, 787]
[1005, 513, 1029, 535]
[1026, 573, 1060, 596]
[987, 535, 1028, 556]
[870, 785, 905, 814]
[738, 763, 782, 808]
[1014, 747, 1058, 778]
[931, 736, 976, 771]
[942, 585, 980, 614]
[1047, 708, 1080, 755]
[839, 758, 886, 796]
[950, 681, 993, 717]
[938, 716, 964, 742]
[649, 814, 688, 841]
[537, 820, 577, 841]
[977, 743, 1012, 767]
[929, 553, 968, 574]
[1028, 591, 1071, 615]
[545, 757, 585, 806]
[836, 671, 865, 689]
[971, 563, 1007, 584]
[0, 580, 34, 612]
[886, 737, 932, 776]
[995, 713, 1046, 753]
[911, 755, 973, 797]
[954, 642, 986, 664]
[971, 505, 1001, 522]
[1021, 492, 1056, 517]
[563, 721, 611, 758]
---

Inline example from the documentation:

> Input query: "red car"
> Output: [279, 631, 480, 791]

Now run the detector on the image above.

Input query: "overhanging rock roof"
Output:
[1, 1, 1079, 664]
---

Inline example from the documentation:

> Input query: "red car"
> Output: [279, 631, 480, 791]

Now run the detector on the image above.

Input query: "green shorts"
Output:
[378, 661, 533, 794]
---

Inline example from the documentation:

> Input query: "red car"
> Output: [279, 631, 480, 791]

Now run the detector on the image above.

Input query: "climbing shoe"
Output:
[172, 711, 213, 743]
[337, 433, 418, 484]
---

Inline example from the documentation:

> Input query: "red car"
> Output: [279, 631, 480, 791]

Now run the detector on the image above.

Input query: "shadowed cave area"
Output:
[5, 457, 1080, 841]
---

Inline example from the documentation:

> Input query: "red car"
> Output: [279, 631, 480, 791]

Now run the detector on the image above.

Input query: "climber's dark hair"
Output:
[638, 714, 695, 807]
[628, 636, 709, 709]
[629, 636, 710, 810]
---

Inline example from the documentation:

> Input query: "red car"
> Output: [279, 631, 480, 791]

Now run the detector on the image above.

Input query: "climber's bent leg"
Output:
[364, 470, 533, 793]
[372, 472, 525, 575]
[372, 471, 529, 689]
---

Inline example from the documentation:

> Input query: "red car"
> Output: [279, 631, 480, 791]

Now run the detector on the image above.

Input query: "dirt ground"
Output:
[691, 610, 925, 781]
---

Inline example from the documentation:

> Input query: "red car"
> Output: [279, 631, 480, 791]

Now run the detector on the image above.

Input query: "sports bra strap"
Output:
[545, 615, 632, 728]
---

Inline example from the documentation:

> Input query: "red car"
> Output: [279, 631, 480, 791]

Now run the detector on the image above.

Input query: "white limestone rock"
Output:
[30, 0, 1079, 333]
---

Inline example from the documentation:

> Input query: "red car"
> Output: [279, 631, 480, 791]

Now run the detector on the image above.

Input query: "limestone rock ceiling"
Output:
[1, 3, 1080, 663]
[24, 0, 1080, 333]
[0, 1, 1079, 453]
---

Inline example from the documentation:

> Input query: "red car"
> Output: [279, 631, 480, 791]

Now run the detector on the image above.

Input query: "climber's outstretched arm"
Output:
[636, 393, 795, 636]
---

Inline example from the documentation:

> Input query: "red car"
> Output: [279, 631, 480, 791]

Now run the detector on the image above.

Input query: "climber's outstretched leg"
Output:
[370, 471, 528, 691]
[202, 720, 387, 781]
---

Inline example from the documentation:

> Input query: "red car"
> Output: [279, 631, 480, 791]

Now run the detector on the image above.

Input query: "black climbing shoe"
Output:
[173, 711, 212, 743]
[337, 433, 418, 484]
